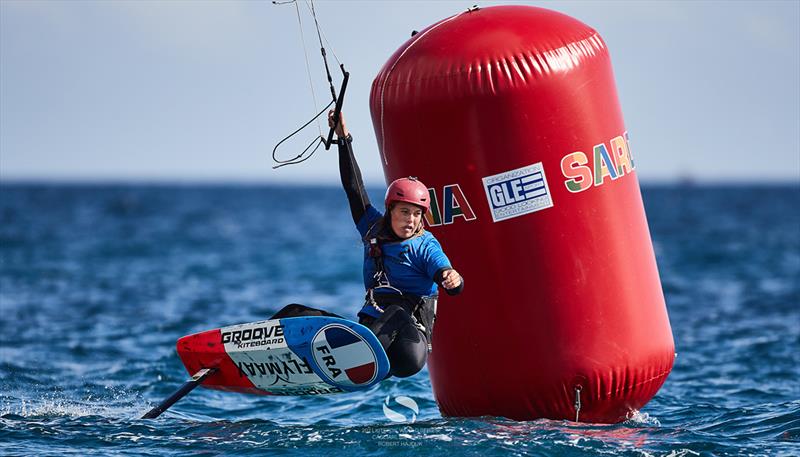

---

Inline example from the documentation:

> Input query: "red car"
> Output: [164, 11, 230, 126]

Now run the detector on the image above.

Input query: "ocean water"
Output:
[0, 183, 798, 456]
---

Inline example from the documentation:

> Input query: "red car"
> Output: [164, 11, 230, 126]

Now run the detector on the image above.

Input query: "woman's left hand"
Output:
[328, 110, 348, 138]
[441, 269, 462, 290]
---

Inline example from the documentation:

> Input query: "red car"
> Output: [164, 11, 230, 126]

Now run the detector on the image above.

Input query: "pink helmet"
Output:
[384, 177, 430, 213]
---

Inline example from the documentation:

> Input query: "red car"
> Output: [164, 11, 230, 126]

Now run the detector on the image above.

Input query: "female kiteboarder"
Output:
[329, 111, 463, 377]
[271, 111, 463, 378]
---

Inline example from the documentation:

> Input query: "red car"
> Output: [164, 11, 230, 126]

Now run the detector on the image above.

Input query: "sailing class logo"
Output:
[382, 395, 419, 423]
[311, 324, 379, 387]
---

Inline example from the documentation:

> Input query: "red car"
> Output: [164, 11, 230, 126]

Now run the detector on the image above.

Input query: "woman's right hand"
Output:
[328, 110, 348, 138]
[441, 269, 462, 290]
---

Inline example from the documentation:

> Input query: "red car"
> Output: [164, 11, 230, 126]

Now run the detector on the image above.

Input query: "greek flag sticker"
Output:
[482, 162, 554, 222]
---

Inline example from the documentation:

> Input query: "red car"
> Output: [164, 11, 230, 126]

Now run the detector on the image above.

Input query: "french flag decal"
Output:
[312, 325, 379, 386]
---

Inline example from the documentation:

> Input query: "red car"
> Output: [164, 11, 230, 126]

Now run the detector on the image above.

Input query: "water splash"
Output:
[1, 386, 147, 419]
[625, 410, 661, 427]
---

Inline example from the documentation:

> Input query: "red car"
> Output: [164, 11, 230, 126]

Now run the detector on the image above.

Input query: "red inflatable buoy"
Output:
[369, 5, 674, 423]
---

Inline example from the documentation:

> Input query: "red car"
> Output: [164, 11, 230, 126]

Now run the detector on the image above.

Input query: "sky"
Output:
[1, 0, 798, 185]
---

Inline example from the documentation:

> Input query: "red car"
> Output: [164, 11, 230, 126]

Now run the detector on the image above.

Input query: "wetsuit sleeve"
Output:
[338, 135, 371, 224]
[356, 205, 383, 238]
[434, 268, 464, 296]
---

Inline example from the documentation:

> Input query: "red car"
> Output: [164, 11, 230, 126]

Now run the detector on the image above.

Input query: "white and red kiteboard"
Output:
[178, 317, 389, 395]
[143, 317, 389, 418]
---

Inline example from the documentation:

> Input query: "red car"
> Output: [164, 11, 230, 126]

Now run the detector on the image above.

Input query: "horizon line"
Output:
[2, 176, 799, 187]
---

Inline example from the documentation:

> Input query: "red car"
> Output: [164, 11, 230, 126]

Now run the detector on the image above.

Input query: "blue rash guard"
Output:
[336, 133, 461, 320]
[356, 205, 452, 318]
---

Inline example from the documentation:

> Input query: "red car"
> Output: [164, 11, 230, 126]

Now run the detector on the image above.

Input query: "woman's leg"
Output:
[359, 305, 428, 378]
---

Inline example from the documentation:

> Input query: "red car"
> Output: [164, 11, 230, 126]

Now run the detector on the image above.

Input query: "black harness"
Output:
[364, 235, 402, 315]
[362, 225, 437, 351]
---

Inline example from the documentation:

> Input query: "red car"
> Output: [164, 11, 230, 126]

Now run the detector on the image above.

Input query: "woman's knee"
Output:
[360, 304, 428, 377]
[386, 314, 428, 377]
[388, 336, 427, 377]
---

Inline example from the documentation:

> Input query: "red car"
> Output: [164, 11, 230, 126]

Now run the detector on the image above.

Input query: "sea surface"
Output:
[1, 183, 798, 456]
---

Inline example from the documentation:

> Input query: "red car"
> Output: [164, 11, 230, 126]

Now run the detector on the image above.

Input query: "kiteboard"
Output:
[143, 316, 389, 418]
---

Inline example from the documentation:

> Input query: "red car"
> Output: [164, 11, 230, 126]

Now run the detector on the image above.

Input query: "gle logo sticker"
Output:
[482, 162, 554, 222]
[561, 132, 635, 193]
[424, 184, 477, 227]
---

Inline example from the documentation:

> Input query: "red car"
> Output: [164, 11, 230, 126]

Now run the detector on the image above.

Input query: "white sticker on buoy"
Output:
[482, 162, 554, 222]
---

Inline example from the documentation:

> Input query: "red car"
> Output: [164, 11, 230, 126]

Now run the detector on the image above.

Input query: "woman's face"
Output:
[390, 202, 424, 239]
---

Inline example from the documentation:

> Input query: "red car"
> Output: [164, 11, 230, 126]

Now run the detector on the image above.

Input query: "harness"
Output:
[362, 222, 438, 350]
[363, 234, 404, 314]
